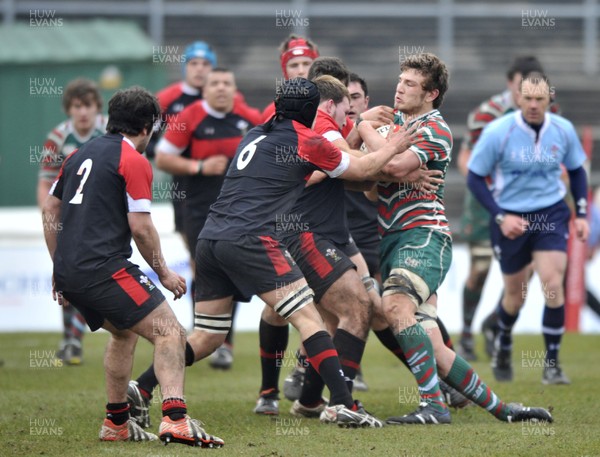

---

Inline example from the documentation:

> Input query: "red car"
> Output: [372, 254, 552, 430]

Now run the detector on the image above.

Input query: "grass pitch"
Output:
[1, 331, 599, 457]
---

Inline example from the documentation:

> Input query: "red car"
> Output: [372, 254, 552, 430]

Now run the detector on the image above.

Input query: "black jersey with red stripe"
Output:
[286, 110, 350, 244]
[200, 119, 349, 241]
[158, 82, 203, 117]
[50, 133, 153, 291]
[162, 99, 263, 210]
[345, 190, 378, 245]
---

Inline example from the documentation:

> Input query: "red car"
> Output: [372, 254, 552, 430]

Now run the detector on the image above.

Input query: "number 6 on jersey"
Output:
[236, 135, 266, 170]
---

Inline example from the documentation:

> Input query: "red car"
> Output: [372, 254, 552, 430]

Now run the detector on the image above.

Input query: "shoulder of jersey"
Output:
[548, 111, 574, 130]
[485, 110, 517, 132]
[233, 98, 263, 124]
[157, 82, 185, 107]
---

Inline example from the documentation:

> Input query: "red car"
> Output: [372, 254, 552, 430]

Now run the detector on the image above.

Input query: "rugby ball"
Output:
[359, 124, 400, 153]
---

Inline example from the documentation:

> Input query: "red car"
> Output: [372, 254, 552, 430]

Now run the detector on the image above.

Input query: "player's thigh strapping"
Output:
[380, 227, 452, 327]
[194, 235, 311, 331]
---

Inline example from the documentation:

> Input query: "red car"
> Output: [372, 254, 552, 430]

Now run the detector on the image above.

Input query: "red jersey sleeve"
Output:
[118, 141, 153, 212]
[161, 103, 198, 151]
[156, 82, 182, 113]
[341, 116, 354, 138]
[294, 121, 349, 178]
[234, 99, 264, 126]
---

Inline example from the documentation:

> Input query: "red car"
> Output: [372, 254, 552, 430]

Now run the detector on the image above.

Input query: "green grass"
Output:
[2, 331, 600, 457]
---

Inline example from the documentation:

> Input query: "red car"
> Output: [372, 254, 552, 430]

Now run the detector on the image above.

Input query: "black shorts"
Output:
[194, 235, 304, 302]
[353, 236, 381, 277]
[184, 211, 209, 257]
[62, 264, 165, 332]
[490, 200, 571, 274]
[173, 199, 185, 233]
[283, 232, 357, 303]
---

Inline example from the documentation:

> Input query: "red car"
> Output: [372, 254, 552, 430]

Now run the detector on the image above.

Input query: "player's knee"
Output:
[274, 284, 314, 320]
[194, 312, 232, 333]
[382, 268, 429, 307]
[261, 304, 287, 326]
[416, 302, 438, 332]
[469, 267, 489, 290]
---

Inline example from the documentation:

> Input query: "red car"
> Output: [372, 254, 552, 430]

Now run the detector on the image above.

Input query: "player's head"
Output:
[107, 86, 161, 151]
[518, 71, 551, 125]
[307, 56, 350, 86]
[279, 34, 319, 79]
[506, 56, 544, 105]
[396, 53, 449, 114]
[347, 73, 369, 122]
[274, 77, 320, 128]
[62, 78, 103, 134]
[183, 41, 217, 90]
[314, 75, 350, 130]
[203, 68, 237, 113]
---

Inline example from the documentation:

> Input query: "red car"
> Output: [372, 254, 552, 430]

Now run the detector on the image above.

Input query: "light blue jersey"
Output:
[468, 111, 586, 212]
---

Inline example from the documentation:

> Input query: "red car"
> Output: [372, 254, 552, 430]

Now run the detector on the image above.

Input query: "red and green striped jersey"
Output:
[39, 115, 106, 182]
[377, 109, 452, 235]
[465, 90, 515, 149]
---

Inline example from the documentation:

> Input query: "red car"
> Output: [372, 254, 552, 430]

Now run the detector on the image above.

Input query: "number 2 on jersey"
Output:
[69, 158, 93, 204]
[236, 135, 266, 170]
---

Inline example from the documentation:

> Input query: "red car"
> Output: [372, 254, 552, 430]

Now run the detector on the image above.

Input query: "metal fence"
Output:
[2, 0, 598, 75]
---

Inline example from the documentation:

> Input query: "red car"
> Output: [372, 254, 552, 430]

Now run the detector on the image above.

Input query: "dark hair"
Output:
[107, 86, 160, 136]
[400, 53, 449, 109]
[519, 71, 551, 93]
[313, 75, 349, 105]
[62, 78, 103, 112]
[506, 56, 544, 81]
[348, 72, 368, 97]
[209, 67, 232, 74]
[307, 56, 350, 86]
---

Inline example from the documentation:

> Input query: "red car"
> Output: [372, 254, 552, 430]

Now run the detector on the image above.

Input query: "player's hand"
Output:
[574, 217, 589, 242]
[500, 214, 528, 240]
[158, 269, 187, 300]
[360, 105, 395, 128]
[387, 122, 420, 153]
[51, 276, 69, 307]
[405, 166, 443, 193]
[202, 155, 229, 176]
[306, 170, 328, 186]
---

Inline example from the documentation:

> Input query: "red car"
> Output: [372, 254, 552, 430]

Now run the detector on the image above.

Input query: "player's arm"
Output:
[338, 123, 418, 180]
[347, 106, 396, 149]
[562, 120, 590, 241]
[37, 138, 60, 208]
[467, 127, 527, 240]
[42, 185, 66, 305]
[357, 122, 442, 189]
[155, 139, 202, 175]
[128, 212, 186, 300]
[154, 110, 200, 175]
[42, 194, 61, 260]
[372, 149, 422, 182]
[567, 166, 589, 242]
[37, 179, 53, 209]
[458, 110, 483, 176]
[356, 120, 421, 180]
